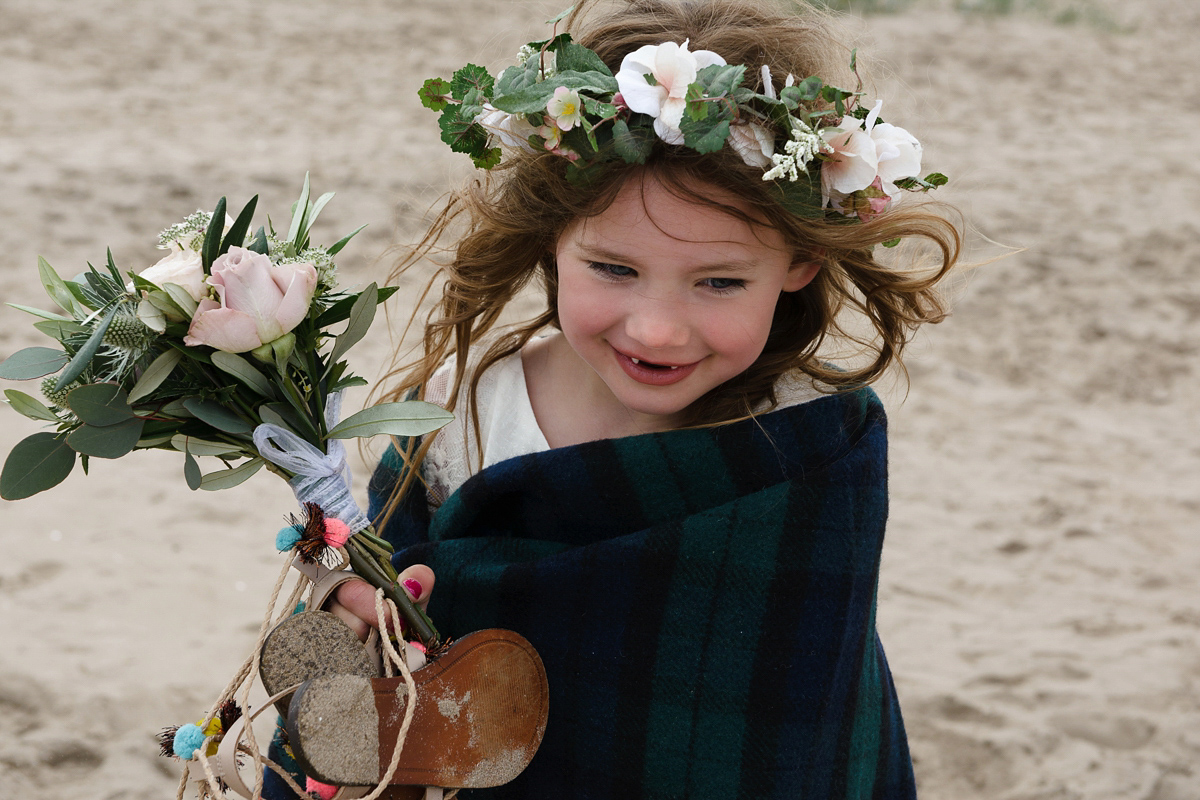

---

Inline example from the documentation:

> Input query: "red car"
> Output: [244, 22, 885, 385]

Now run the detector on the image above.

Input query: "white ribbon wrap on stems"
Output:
[252, 392, 371, 533]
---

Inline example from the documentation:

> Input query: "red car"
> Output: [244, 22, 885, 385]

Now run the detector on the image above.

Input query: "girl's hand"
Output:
[327, 564, 435, 642]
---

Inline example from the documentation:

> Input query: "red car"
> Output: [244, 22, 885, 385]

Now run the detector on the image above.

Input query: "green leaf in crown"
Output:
[417, 23, 946, 231]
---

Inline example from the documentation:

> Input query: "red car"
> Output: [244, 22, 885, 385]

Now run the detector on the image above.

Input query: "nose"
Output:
[624, 293, 690, 350]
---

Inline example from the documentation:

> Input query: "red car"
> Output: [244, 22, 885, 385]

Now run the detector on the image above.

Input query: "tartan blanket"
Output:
[368, 387, 915, 800]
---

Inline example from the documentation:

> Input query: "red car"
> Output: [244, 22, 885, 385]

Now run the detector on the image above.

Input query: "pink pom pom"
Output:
[323, 518, 351, 548]
[306, 776, 338, 800]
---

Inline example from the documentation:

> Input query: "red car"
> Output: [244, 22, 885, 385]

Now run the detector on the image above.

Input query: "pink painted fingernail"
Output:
[403, 578, 422, 599]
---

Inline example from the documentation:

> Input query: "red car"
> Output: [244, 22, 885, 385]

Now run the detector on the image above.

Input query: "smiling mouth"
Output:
[628, 358, 680, 370]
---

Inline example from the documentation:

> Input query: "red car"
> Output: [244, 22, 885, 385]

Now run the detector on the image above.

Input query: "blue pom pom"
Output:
[276, 524, 303, 552]
[173, 723, 207, 760]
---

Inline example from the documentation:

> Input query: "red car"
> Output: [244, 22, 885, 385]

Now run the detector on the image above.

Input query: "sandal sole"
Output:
[286, 628, 548, 788]
[260, 610, 378, 714]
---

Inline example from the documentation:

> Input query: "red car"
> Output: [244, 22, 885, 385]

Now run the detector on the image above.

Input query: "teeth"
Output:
[631, 358, 640, 365]
[669, 366, 678, 370]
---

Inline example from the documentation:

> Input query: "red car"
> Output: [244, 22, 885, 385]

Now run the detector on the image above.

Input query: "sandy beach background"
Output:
[1, 1, 1197, 798]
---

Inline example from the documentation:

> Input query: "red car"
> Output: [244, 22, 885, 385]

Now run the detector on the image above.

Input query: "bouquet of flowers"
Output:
[0, 176, 450, 643]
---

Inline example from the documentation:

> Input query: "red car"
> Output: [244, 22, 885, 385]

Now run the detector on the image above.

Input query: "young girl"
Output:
[304, 0, 960, 796]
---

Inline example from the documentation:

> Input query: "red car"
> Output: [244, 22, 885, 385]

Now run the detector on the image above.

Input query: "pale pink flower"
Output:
[184, 247, 317, 353]
[727, 121, 775, 168]
[616, 40, 726, 145]
[819, 100, 922, 213]
[545, 86, 584, 131]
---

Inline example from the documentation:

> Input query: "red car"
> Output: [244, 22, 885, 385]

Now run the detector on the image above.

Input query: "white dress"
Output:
[421, 346, 826, 505]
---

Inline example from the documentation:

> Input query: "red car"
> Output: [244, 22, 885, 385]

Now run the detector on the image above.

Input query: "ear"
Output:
[782, 258, 821, 293]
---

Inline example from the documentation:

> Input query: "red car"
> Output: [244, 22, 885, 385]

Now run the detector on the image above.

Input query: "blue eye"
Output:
[702, 277, 746, 293]
[588, 262, 635, 279]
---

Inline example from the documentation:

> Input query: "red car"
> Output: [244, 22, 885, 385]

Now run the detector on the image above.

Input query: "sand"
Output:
[0, 1, 1196, 798]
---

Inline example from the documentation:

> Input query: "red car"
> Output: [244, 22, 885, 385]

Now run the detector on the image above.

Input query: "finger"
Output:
[395, 564, 435, 613]
[332, 579, 395, 634]
[325, 598, 371, 642]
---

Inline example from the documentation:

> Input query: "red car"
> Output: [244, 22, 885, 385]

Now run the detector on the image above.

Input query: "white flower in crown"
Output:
[820, 100, 923, 211]
[615, 39, 726, 145]
[475, 103, 538, 154]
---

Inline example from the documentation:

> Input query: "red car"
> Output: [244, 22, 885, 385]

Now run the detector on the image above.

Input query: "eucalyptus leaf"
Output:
[54, 305, 118, 389]
[327, 401, 453, 440]
[184, 449, 202, 490]
[211, 351, 274, 397]
[66, 383, 135, 426]
[37, 257, 82, 316]
[163, 283, 199, 318]
[200, 457, 264, 491]
[145, 290, 191, 322]
[0, 347, 69, 380]
[171, 434, 242, 457]
[0, 432, 76, 500]
[326, 283, 377, 373]
[327, 224, 367, 256]
[66, 417, 144, 459]
[182, 398, 253, 434]
[7, 303, 71, 322]
[127, 349, 182, 402]
[33, 319, 87, 341]
[4, 389, 59, 422]
[136, 297, 167, 333]
[258, 404, 298, 434]
[158, 399, 195, 418]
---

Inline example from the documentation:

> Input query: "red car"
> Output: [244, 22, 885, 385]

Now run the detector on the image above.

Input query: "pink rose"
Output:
[183, 247, 317, 353]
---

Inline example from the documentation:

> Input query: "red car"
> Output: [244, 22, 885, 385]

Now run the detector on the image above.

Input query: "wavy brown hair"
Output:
[374, 0, 962, 524]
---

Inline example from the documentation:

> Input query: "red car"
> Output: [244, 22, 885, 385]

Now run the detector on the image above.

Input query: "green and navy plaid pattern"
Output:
[367, 387, 914, 800]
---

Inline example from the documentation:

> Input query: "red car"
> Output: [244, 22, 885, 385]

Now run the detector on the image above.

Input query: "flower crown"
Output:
[419, 24, 946, 231]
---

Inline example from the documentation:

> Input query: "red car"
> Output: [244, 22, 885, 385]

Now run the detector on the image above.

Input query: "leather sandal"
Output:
[286, 628, 549, 788]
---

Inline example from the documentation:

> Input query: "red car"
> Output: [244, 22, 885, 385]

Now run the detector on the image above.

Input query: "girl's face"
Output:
[554, 173, 818, 431]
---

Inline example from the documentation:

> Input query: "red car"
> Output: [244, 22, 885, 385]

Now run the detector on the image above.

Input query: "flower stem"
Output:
[344, 538, 439, 646]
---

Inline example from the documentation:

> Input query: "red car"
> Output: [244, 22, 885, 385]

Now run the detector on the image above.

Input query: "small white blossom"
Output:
[515, 44, 537, 67]
[515, 45, 555, 78]
[761, 119, 826, 182]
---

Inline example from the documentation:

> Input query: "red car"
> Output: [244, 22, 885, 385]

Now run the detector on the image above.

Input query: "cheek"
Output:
[556, 271, 611, 338]
[703, 294, 780, 359]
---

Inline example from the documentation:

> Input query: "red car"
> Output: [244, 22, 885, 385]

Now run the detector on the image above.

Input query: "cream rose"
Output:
[137, 248, 207, 303]
[183, 247, 317, 353]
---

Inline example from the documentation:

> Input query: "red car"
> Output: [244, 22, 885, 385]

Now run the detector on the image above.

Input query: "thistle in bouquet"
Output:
[0, 175, 451, 644]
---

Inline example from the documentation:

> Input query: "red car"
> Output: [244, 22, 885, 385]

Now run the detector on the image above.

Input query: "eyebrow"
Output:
[574, 243, 761, 274]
